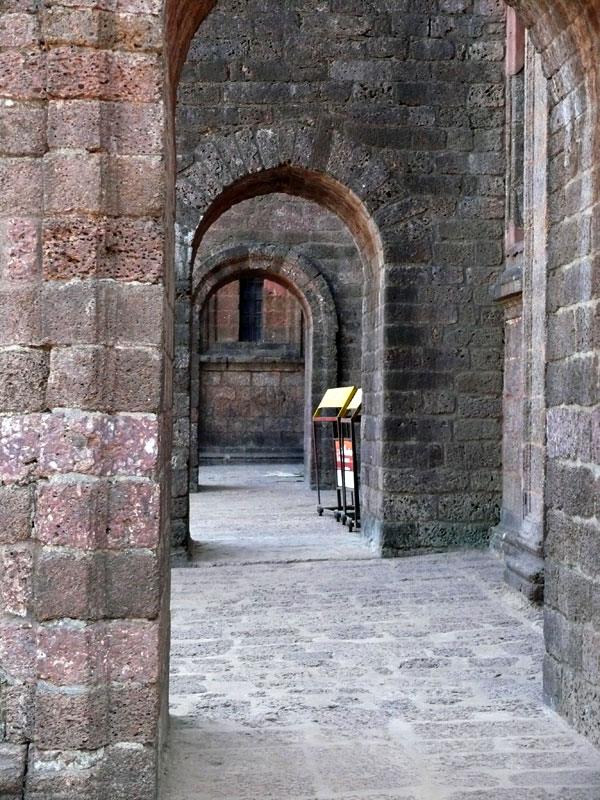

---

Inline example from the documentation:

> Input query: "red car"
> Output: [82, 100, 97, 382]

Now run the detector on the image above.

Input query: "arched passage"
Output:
[172, 164, 387, 557]
[190, 166, 385, 283]
[189, 243, 338, 495]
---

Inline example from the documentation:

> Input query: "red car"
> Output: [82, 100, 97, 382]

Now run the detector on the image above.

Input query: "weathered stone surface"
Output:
[176, 0, 510, 559]
[0, 544, 33, 617]
[0, 618, 35, 680]
[34, 686, 109, 750]
[0, 744, 27, 798]
[0, 414, 40, 484]
[0, 348, 48, 412]
[38, 412, 159, 477]
[107, 481, 161, 549]
[104, 550, 160, 618]
[34, 551, 104, 622]
[0, 485, 31, 544]
[0, 217, 40, 282]
[163, 467, 600, 798]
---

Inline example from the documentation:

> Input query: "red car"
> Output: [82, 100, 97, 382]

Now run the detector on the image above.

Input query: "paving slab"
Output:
[161, 465, 600, 800]
[188, 464, 373, 564]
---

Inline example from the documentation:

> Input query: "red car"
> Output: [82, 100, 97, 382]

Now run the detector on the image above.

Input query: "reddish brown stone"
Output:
[47, 99, 103, 151]
[102, 741, 156, 799]
[47, 346, 107, 410]
[0, 49, 46, 100]
[38, 411, 161, 477]
[0, 743, 27, 796]
[119, 0, 161, 13]
[113, 12, 162, 52]
[0, 157, 43, 214]
[39, 412, 109, 477]
[107, 480, 160, 549]
[0, 13, 37, 47]
[3, 681, 34, 744]
[0, 287, 42, 346]
[111, 348, 162, 412]
[0, 218, 40, 282]
[47, 345, 161, 412]
[34, 686, 108, 750]
[108, 51, 161, 102]
[43, 8, 161, 51]
[47, 46, 109, 99]
[105, 282, 163, 346]
[108, 682, 159, 744]
[25, 745, 102, 797]
[0, 485, 31, 544]
[42, 7, 103, 47]
[103, 154, 164, 216]
[34, 551, 104, 621]
[0, 544, 33, 616]
[42, 216, 163, 282]
[0, 413, 40, 484]
[104, 550, 159, 618]
[0, 348, 49, 412]
[104, 101, 164, 155]
[103, 217, 163, 281]
[42, 216, 102, 280]
[0, 103, 47, 156]
[41, 281, 100, 345]
[43, 152, 102, 214]
[0, 619, 35, 680]
[110, 414, 159, 476]
[37, 622, 101, 686]
[47, 47, 161, 102]
[105, 620, 159, 681]
[36, 480, 108, 549]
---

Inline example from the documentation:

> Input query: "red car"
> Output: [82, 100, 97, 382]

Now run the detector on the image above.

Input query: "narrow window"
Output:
[239, 277, 264, 342]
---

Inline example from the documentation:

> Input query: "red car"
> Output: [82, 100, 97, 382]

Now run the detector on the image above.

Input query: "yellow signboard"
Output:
[312, 386, 357, 419]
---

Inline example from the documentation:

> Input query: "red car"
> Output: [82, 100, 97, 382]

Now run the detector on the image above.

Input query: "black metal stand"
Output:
[338, 391, 361, 531]
[312, 387, 357, 519]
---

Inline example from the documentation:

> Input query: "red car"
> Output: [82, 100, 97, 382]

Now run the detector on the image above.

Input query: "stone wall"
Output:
[198, 276, 305, 460]
[491, 28, 546, 602]
[198, 357, 305, 459]
[190, 243, 340, 495]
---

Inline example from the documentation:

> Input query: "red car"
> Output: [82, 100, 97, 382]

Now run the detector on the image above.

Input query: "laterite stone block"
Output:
[0, 544, 33, 616]
[0, 348, 48, 412]
[36, 480, 107, 550]
[0, 485, 31, 544]
[0, 217, 40, 282]
[34, 686, 108, 750]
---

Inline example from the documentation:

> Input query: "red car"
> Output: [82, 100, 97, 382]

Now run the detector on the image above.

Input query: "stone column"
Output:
[0, 2, 171, 796]
[492, 29, 547, 602]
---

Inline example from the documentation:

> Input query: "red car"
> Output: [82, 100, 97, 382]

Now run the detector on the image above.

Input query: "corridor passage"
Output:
[161, 466, 600, 799]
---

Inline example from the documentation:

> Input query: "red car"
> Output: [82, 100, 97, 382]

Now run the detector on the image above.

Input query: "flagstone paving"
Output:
[160, 465, 600, 800]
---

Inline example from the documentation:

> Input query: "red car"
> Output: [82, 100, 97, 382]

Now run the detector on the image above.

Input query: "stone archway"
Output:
[187, 243, 339, 543]
[172, 164, 386, 560]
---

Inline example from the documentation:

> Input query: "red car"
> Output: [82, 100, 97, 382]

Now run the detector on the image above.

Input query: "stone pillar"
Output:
[492, 30, 547, 602]
[0, 2, 170, 796]
[171, 226, 193, 559]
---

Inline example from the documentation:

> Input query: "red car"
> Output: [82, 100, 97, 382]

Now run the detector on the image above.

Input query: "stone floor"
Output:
[160, 465, 600, 800]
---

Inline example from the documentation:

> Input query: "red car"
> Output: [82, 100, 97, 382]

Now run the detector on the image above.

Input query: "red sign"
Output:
[335, 439, 355, 489]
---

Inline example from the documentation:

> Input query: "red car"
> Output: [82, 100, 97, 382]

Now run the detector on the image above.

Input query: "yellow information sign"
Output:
[312, 386, 357, 419]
